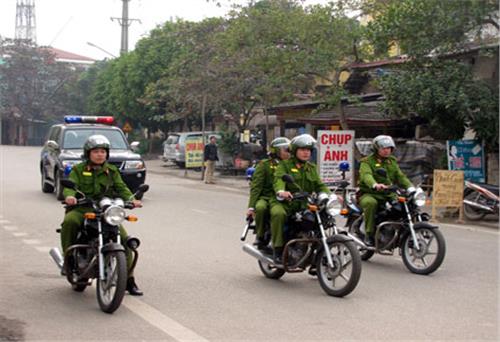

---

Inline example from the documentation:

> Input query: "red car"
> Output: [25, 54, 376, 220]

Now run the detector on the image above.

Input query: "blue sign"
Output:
[446, 140, 485, 182]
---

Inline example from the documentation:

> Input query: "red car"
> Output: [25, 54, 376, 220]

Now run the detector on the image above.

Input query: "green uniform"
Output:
[270, 157, 330, 248]
[61, 161, 136, 273]
[358, 153, 412, 235]
[247, 158, 280, 239]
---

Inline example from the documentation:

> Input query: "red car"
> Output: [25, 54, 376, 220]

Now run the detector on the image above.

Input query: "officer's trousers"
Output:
[61, 207, 134, 276]
[254, 198, 270, 238]
[359, 193, 394, 236]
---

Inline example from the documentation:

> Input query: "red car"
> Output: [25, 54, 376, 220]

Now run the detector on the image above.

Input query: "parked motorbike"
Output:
[241, 175, 362, 297]
[343, 169, 445, 275]
[50, 180, 149, 313]
[463, 181, 499, 220]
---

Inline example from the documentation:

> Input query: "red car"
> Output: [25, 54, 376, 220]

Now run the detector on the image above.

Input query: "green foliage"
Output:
[218, 124, 240, 156]
[379, 60, 499, 150]
[366, 0, 499, 58]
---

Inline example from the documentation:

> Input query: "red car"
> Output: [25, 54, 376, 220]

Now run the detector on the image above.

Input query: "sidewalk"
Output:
[145, 157, 498, 231]
[146, 157, 249, 190]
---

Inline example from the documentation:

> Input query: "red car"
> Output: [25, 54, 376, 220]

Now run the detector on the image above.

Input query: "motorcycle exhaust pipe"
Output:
[49, 247, 64, 270]
[242, 244, 274, 264]
[463, 200, 494, 212]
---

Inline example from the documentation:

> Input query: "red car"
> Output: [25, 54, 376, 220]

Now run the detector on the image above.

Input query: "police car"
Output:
[40, 116, 146, 200]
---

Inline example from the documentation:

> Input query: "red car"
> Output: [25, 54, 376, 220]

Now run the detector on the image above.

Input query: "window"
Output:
[62, 129, 128, 149]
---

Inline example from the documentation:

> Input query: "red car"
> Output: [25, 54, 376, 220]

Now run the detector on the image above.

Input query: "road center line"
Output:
[191, 209, 209, 214]
[124, 297, 209, 342]
[3, 225, 18, 231]
[0, 219, 11, 225]
[22, 239, 42, 245]
[12, 232, 28, 237]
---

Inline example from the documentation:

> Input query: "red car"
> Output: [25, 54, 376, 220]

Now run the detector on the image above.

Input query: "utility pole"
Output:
[111, 0, 140, 55]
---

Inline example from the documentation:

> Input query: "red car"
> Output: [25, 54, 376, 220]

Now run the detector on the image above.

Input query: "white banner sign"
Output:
[317, 130, 355, 185]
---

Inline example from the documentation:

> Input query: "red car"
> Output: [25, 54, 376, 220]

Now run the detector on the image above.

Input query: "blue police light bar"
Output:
[64, 116, 114, 124]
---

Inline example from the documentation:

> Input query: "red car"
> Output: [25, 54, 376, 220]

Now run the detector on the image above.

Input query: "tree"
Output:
[379, 59, 499, 150]
[0, 38, 79, 124]
[365, 0, 499, 150]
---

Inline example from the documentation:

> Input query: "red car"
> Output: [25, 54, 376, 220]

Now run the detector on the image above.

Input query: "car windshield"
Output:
[62, 129, 128, 149]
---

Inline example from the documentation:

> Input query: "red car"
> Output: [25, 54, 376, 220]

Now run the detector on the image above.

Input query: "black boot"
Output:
[254, 236, 269, 252]
[126, 277, 143, 296]
[364, 234, 375, 247]
[273, 247, 283, 265]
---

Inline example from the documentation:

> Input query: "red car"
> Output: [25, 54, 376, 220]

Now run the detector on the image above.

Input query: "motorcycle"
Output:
[343, 168, 446, 275]
[49, 179, 149, 313]
[241, 174, 362, 297]
[463, 181, 499, 220]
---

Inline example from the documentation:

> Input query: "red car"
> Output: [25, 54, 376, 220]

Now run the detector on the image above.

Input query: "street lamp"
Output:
[86, 42, 117, 59]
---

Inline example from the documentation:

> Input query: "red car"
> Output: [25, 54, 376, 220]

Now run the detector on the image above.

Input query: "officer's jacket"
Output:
[358, 153, 412, 195]
[274, 157, 330, 195]
[248, 158, 279, 208]
[63, 161, 134, 201]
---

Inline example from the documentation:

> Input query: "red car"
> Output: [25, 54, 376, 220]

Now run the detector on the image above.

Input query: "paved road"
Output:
[0, 146, 498, 341]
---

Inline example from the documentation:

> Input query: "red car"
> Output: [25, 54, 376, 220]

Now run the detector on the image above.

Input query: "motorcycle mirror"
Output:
[282, 174, 294, 184]
[375, 168, 387, 177]
[137, 184, 149, 193]
[60, 179, 76, 189]
[133, 184, 149, 198]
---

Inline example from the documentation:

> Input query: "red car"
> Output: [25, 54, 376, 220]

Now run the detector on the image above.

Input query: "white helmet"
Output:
[372, 135, 395, 152]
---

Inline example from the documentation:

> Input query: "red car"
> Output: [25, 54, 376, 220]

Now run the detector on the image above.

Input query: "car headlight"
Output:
[124, 160, 145, 170]
[104, 205, 126, 225]
[326, 193, 342, 216]
[413, 188, 426, 207]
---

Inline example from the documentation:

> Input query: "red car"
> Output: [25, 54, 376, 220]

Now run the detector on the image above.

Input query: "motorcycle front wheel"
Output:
[258, 260, 285, 279]
[316, 240, 362, 297]
[97, 251, 127, 314]
[401, 228, 446, 275]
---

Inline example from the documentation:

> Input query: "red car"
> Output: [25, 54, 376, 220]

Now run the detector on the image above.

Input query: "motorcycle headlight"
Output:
[413, 188, 426, 207]
[317, 192, 329, 206]
[124, 160, 145, 170]
[104, 205, 126, 225]
[61, 159, 80, 168]
[326, 193, 342, 216]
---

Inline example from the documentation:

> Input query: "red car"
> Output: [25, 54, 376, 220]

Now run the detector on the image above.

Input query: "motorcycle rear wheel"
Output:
[258, 260, 285, 279]
[463, 190, 487, 220]
[316, 240, 362, 297]
[97, 251, 127, 314]
[402, 228, 446, 275]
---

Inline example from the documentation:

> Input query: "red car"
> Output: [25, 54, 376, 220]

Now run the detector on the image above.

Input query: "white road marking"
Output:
[441, 223, 499, 235]
[12, 232, 28, 237]
[191, 209, 209, 214]
[34, 246, 52, 253]
[0, 219, 11, 224]
[220, 186, 241, 192]
[124, 297, 209, 342]
[22, 239, 42, 245]
[3, 225, 18, 231]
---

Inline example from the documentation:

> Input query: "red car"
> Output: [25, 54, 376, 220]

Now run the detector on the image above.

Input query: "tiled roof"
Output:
[41, 47, 95, 63]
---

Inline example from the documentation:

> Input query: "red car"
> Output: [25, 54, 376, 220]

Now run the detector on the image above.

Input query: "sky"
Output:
[0, 0, 328, 61]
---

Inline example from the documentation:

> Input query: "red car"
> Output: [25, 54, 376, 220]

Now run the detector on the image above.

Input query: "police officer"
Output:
[61, 135, 144, 296]
[246, 137, 290, 250]
[270, 134, 330, 263]
[358, 135, 414, 246]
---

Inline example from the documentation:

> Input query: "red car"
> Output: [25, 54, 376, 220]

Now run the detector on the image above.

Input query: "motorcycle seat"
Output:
[475, 183, 499, 196]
